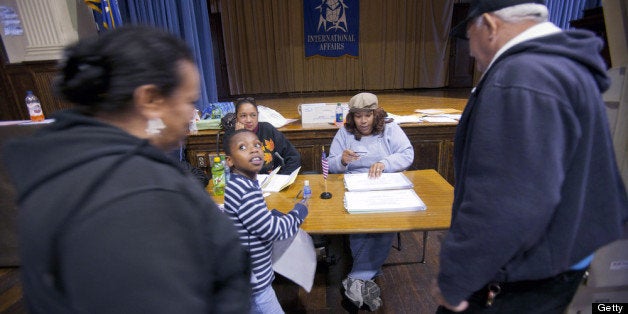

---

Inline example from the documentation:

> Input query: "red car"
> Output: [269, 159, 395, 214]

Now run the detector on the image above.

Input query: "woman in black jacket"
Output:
[228, 97, 301, 175]
[3, 26, 251, 314]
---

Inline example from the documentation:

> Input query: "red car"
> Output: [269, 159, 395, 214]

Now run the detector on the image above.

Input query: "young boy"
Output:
[223, 129, 309, 314]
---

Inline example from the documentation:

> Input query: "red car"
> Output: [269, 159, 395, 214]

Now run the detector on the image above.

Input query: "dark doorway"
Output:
[209, 12, 230, 99]
[448, 3, 475, 88]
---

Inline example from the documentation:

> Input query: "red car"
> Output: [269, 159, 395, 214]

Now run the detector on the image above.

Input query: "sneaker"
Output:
[362, 279, 382, 311]
[342, 277, 382, 312]
[342, 277, 365, 308]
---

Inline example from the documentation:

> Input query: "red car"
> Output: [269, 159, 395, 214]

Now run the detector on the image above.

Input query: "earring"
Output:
[146, 118, 166, 135]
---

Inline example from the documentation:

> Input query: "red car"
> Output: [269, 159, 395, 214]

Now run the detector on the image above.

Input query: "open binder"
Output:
[343, 172, 426, 213]
[257, 166, 301, 192]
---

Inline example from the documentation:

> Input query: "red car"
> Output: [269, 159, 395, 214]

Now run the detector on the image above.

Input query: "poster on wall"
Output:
[0, 6, 23, 36]
[303, 0, 358, 57]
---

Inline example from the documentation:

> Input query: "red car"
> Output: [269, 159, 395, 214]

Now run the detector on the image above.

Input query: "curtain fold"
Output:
[120, 0, 218, 112]
[547, 0, 588, 29]
[221, 0, 453, 95]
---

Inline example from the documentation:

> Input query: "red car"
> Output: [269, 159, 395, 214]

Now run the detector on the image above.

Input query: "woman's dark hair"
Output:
[54, 26, 195, 113]
[234, 97, 257, 114]
[344, 108, 387, 140]
[223, 129, 257, 155]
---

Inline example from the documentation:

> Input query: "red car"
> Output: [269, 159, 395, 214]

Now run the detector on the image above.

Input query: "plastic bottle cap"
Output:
[304, 180, 310, 186]
[213, 156, 221, 162]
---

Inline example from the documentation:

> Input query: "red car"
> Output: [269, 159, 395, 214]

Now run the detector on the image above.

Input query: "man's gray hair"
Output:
[492, 4, 549, 23]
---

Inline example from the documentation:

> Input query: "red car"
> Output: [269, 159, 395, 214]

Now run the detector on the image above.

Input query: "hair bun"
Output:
[57, 54, 110, 106]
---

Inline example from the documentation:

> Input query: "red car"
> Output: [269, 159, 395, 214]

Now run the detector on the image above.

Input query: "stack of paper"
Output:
[344, 189, 426, 213]
[257, 166, 301, 192]
[343, 172, 426, 213]
[414, 108, 462, 123]
[343, 172, 413, 191]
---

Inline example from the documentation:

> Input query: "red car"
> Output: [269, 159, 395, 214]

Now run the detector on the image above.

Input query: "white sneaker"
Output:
[342, 277, 382, 311]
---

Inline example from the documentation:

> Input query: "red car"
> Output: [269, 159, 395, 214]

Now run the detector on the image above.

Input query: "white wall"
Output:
[0, 0, 96, 63]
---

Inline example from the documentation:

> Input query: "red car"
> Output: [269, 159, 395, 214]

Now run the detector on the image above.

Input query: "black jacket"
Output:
[3, 109, 251, 313]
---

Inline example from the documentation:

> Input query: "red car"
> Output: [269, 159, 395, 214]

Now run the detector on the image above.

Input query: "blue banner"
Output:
[303, 0, 359, 57]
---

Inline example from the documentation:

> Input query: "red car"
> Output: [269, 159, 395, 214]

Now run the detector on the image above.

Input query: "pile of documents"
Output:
[414, 108, 462, 123]
[342, 172, 426, 213]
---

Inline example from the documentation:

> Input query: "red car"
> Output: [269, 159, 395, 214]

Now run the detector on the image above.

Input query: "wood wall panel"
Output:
[0, 60, 70, 121]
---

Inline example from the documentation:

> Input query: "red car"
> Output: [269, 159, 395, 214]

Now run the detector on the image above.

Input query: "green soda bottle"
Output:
[211, 156, 225, 196]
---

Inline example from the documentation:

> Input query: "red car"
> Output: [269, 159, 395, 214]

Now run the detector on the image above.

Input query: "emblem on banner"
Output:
[316, 0, 348, 32]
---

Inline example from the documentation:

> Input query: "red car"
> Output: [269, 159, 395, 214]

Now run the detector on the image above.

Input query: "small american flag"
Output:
[321, 147, 329, 179]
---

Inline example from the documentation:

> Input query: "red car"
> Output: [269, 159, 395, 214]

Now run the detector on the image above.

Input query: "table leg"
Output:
[420, 231, 428, 264]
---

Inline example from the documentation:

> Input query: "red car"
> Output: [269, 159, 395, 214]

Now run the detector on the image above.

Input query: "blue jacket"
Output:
[438, 29, 628, 305]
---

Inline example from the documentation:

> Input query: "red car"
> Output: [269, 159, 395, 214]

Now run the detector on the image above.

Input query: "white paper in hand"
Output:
[271, 229, 317, 292]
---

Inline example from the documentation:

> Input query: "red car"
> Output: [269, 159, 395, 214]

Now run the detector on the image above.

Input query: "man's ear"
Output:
[133, 84, 164, 119]
[225, 155, 234, 168]
[482, 13, 499, 39]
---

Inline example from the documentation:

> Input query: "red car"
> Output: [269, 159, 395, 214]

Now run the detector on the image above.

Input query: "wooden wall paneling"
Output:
[1, 60, 68, 121]
[0, 79, 20, 121]
[411, 140, 441, 173]
[440, 140, 455, 185]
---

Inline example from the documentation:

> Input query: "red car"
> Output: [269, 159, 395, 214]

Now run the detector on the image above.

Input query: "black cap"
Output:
[451, 0, 546, 39]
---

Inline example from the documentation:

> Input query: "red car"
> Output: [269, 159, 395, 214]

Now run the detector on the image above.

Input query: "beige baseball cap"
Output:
[349, 92, 378, 111]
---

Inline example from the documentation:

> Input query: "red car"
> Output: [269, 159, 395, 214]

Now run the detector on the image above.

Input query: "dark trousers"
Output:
[436, 269, 586, 314]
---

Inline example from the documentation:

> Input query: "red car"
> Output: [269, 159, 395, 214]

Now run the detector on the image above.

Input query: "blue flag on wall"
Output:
[84, 0, 122, 32]
[303, 0, 359, 57]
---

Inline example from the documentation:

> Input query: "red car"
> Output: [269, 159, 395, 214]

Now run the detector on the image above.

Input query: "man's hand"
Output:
[430, 279, 469, 312]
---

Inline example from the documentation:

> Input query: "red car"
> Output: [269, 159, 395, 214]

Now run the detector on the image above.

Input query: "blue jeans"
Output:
[251, 285, 284, 314]
[436, 269, 586, 314]
[348, 233, 395, 280]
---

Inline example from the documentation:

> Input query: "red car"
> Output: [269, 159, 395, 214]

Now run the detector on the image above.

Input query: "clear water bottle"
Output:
[222, 158, 230, 183]
[25, 90, 45, 122]
[303, 180, 312, 199]
[211, 156, 225, 196]
[335, 103, 343, 125]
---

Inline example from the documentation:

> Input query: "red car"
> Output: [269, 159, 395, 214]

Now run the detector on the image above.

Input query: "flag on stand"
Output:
[84, 0, 122, 32]
[322, 147, 329, 179]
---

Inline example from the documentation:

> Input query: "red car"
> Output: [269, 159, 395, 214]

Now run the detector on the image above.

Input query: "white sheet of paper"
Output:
[271, 229, 317, 292]
[422, 116, 459, 123]
[386, 113, 423, 124]
[343, 172, 413, 192]
[344, 189, 427, 213]
[259, 166, 301, 192]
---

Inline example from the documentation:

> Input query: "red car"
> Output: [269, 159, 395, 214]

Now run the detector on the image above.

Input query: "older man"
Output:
[433, 1, 628, 313]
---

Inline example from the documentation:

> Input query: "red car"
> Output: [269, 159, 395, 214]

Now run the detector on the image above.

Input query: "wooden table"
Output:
[211, 169, 453, 262]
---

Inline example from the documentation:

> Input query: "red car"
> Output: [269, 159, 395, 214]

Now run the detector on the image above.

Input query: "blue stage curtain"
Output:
[118, 0, 219, 111]
[546, 0, 590, 29]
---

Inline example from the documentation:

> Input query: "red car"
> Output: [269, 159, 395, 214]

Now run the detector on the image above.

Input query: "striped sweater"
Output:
[224, 173, 308, 293]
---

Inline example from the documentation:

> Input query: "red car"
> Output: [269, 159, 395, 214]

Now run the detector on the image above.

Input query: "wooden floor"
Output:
[0, 231, 449, 314]
[274, 231, 448, 314]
